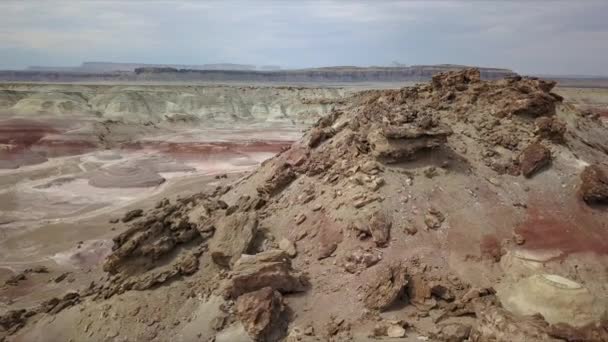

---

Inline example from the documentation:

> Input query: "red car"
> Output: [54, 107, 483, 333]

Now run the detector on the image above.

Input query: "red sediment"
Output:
[31, 139, 98, 158]
[515, 195, 608, 257]
[480, 234, 502, 262]
[133, 140, 294, 159]
[0, 119, 59, 146]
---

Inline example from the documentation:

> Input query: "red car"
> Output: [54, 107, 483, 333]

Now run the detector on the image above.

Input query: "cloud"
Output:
[0, 0, 607, 74]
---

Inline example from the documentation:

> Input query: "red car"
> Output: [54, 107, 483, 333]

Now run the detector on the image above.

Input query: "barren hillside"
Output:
[0, 84, 347, 124]
[2, 69, 608, 342]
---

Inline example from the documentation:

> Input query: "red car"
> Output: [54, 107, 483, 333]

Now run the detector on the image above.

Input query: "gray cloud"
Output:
[0, 0, 607, 75]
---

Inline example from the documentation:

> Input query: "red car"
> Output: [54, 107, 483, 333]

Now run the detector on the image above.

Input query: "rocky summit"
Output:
[3, 69, 608, 341]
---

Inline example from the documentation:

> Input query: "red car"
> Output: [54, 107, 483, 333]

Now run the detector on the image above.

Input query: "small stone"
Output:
[373, 324, 387, 337]
[54, 272, 70, 283]
[387, 324, 406, 338]
[295, 230, 308, 241]
[121, 209, 143, 223]
[279, 238, 297, 257]
[304, 326, 314, 336]
[404, 226, 418, 235]
[295, 214, 307, 225]
[424, 214, 441, 229]
[424, 208, 445, 229]
[423, 166, 438, 178]
[513, 232, 525, 245]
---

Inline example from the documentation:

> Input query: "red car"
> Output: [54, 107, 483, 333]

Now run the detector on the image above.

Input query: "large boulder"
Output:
[519, 142, 551, 178]
[209, 212, 258, 267]
[224, 250, 307, 298]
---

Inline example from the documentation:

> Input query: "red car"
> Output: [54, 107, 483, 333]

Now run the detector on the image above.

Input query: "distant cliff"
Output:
[26, 62, 258, 73]
[2, 65, 515, 83]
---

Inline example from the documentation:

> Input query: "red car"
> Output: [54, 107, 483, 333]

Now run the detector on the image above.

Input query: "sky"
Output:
[0, 0, 607, 75]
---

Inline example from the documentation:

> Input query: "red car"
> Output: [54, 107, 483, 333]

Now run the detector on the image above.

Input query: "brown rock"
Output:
[209, 212, 258, 267]
[325, 316, 351, 339]
[342, 247, 381, 273]
[257, 163, 296, 197]
[317, 217, 343, 259]
[308, 127, 331, 148]
[432, 68, 481, 89]
[4, 273, 26, 286]
[431, 284, 455, 302]
[368, 125, 451, 163]
[534, 116, 566, 142]
[295, 213, 306, 225]
[436, 323, 472, 342]
[512, 232, 525, 245]
[424, 208, 445, 230]
[122, 209, 143, 223]
[362, 262, 407, 311]
[579, 164, 608, 204]
[407, 274, 432, 304]
[0, 309, 33, 335]
[369, 210, 391, 247]
[236, 287, 285, 341]
[175, 252, 199, 275]
[519, 142, 551, 178]
[469, 306, 558, 341]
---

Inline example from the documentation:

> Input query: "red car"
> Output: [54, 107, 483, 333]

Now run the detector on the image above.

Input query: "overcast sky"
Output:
[1, 0, 607, 75]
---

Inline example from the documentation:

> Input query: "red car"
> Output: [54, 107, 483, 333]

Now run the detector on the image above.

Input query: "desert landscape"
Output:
[0, 65, 607, 342]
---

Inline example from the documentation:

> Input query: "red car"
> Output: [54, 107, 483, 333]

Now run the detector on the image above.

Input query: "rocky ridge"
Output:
[3, 69, 608, 341]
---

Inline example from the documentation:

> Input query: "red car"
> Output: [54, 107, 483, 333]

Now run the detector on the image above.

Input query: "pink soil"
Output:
[0, 119, 59, 146]
[515, 195, 608, 258]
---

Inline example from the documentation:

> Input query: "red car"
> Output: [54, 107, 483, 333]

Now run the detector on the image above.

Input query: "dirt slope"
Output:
[3, 69, 608, 342]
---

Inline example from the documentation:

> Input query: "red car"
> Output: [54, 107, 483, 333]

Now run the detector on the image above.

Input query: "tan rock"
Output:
[369, 210, 391, 247]
[209, 212, 258, 267]
[387, 324, 406, 338]
[278, 238, 297, 257]
[225, 250, 307, 298]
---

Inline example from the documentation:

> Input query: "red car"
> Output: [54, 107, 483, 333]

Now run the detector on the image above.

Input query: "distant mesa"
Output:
[5, 62, 516, 83]
[26, 61, 259, 73]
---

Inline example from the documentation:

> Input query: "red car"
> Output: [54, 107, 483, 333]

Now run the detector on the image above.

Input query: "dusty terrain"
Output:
[2, 73, 608, 342]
